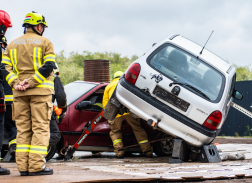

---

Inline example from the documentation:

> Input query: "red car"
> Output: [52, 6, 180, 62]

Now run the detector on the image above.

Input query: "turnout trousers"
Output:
[14, 95, 53, 172]
[49, 118, 61, 147]
[0, 112, 4, 153]
[4, 105, 17, 145]
[108, 115, 153, 156]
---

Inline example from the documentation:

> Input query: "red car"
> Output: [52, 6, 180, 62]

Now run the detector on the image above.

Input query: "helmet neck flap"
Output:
[23, 24, 45, 36]
[22, 11, 47, 36]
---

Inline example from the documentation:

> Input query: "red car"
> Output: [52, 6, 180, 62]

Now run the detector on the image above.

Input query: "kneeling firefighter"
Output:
[102, 71, 153, 158]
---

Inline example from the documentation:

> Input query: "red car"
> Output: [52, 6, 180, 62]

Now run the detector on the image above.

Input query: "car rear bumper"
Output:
[116, 78, 219, 146]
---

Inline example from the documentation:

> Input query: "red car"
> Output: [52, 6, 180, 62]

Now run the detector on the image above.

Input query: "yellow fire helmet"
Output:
[22, 11, 47, 28]
[114, 71, 124, 79]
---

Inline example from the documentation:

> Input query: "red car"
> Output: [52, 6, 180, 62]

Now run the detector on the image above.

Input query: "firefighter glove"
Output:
[58, 112, 66, 124]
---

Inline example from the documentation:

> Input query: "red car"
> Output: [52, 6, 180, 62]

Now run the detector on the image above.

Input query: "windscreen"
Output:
[149, 45, 224, 101]
[64, 82, 97, 105]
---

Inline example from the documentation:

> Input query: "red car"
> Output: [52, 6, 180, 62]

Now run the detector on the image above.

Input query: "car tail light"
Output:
[203, 111, 222, 130]
[125, 63, 141, 85]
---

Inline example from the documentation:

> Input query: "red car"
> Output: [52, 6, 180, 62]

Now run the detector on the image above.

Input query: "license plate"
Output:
[153, 86, 190, 112]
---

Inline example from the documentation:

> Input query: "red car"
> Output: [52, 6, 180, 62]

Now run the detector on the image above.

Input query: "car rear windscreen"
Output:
[148, 44, 224, 102]
[64, 82, 97, 105]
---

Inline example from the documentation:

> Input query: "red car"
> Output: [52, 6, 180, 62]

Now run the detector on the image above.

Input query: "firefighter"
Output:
[2, 37, 17, 158]
[3, 82, 16, 157]
[0, 10, 12, 175]
[1, 11, 55, 176]
[49, 63, 67, 147]
[102, 71, 153, 158]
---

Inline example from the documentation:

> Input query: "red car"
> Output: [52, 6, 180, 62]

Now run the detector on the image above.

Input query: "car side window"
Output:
[83, 87, 105, 111]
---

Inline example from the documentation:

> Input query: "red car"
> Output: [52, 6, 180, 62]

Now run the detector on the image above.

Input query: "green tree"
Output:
[233, 64, 252, 81]
[55, 50, 138, 86]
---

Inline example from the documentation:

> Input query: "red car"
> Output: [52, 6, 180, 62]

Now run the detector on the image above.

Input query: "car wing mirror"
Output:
[75, 101, 91, 110]
[232, 89, 243, 100]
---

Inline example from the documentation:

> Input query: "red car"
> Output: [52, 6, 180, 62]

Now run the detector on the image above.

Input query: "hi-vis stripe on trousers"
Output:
[14, 95, 53, 172]
[108, 115, 153, 156]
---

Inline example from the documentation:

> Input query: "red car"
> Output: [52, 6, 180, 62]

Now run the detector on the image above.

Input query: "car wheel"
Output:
[154, 133, 174, 156]
[190, 151, 200, 162]
[103, 98, 119, 121]
[45, 145, 56, 161]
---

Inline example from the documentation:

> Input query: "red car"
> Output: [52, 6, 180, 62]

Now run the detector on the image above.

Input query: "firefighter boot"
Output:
[117, 154, 124, 159]
[0, 166, 10, 175]
[29, 167, 53, 176]
[20, 171, 28, 176]
[145, 149, 154, 158]
[116, 150, 125, 159]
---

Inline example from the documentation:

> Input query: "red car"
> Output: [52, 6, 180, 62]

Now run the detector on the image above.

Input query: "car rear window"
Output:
[64, 82, 97, 105]
[148, 44, 224, 102]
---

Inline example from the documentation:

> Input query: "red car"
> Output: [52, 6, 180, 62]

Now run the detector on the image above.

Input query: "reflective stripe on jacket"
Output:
[2, 29, 55, 97]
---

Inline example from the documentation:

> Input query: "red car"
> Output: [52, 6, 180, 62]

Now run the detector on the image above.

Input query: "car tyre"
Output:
[45, 145, 57, 161]
[190, 151, 200, 162]
[103, 99, 119, 121]
[154, 133, 174, 156]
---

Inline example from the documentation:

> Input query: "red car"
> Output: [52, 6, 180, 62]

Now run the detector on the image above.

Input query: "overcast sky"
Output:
[2, 0, 252, 66]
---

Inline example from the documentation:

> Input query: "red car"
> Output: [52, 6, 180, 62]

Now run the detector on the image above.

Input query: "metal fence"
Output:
[220, 80, 252, 136]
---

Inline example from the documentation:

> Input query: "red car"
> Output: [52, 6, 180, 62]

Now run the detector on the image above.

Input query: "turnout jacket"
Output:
[1, 29, 55, 97]
[1, 36, 13, 104]
[102, 78, 129, 118]
[0, 48, 4, 95]
[3, 78, 13, 105]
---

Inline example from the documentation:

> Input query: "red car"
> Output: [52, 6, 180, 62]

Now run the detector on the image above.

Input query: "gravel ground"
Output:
[213, 137, 252, 144]
[2, 137, 252, 183]
[192, 137, 252, 183]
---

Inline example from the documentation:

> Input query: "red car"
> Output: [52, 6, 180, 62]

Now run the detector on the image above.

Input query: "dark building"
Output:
[220, 80, 252, 136]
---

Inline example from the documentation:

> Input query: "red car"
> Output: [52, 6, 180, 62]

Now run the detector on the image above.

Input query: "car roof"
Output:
[169, 35, 231, 73]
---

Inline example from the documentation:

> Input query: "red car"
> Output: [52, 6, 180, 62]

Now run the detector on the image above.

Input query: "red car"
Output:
[46, 81, 173, 160]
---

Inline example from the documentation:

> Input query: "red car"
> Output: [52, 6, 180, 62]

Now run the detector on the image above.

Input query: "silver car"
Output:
[105, 34, 242, 149]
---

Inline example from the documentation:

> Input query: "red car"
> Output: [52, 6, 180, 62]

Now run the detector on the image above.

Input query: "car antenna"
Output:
[197, 30, 214, 58]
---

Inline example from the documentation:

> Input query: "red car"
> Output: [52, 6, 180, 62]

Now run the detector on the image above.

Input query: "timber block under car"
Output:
[169, 139, 221, 164]
[169, 139, 189, 164]
[197, 144, 221, 163]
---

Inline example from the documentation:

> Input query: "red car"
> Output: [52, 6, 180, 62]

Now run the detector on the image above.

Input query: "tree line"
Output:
[55, 51, 249, 86]
[55, 50, 138, 86]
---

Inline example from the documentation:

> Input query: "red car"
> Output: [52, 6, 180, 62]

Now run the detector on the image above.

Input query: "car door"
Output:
[67, 84, 112, 147]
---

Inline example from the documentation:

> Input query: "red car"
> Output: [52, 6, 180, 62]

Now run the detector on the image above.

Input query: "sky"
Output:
[2, 0, 252, 66]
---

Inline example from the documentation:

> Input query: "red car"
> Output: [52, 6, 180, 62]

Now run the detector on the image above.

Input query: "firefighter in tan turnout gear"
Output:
[1, 11, 55, 176]
[102, 71, 153, 158]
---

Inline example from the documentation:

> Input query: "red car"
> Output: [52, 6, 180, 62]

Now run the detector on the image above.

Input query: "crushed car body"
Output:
[106, 34, 242, 147]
